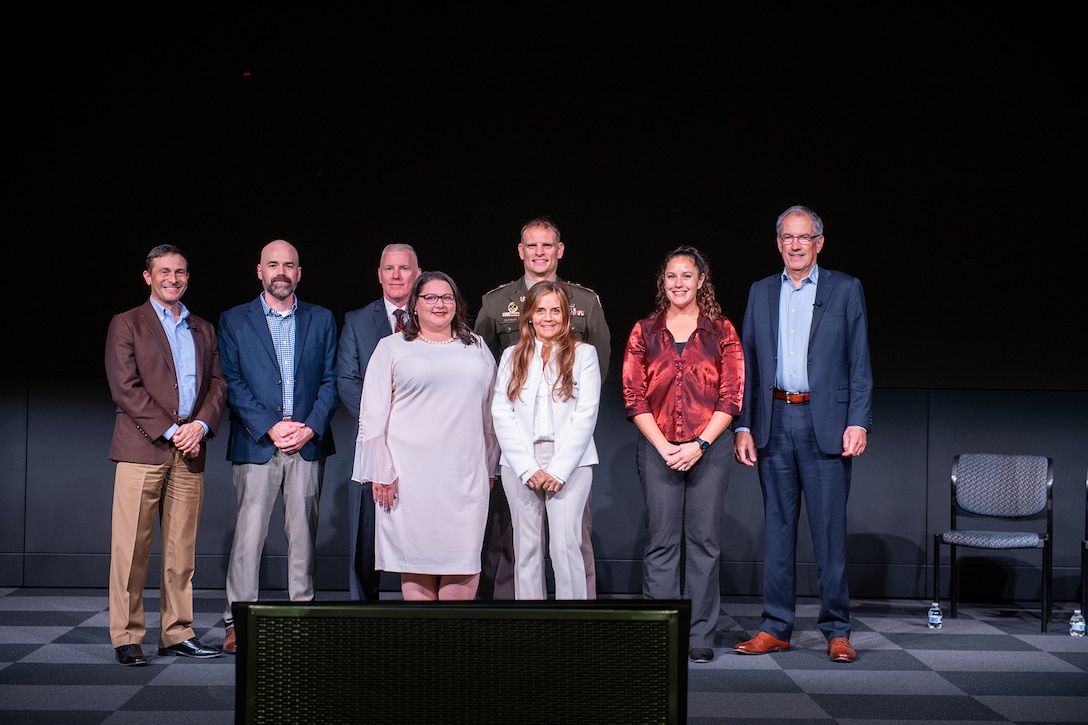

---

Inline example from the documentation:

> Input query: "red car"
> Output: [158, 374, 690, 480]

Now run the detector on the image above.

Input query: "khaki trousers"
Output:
[109, 449, 203, 648]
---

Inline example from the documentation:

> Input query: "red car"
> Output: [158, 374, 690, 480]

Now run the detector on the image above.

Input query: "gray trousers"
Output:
[637, 432, 733, 649]
[223, 450, 323, 621]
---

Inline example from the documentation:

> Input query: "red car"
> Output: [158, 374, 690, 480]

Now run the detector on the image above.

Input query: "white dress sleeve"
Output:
[352, 336, 397, 486]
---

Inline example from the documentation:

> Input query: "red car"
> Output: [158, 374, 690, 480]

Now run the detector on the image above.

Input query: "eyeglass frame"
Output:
[418, 293, 456, 305]
[778, 233, 822, 245]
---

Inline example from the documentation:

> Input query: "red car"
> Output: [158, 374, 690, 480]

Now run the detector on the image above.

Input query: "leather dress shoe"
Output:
[688, 647, 714, 663]
[828, 637, 856, 663]
[115, 644, 148, 666]
[222, 624, 237, 655]
[157, 637, 222, 659]
[733, 631, 790, 655]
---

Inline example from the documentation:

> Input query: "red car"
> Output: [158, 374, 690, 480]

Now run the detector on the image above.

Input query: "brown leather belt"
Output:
[773, 390, 810, 404]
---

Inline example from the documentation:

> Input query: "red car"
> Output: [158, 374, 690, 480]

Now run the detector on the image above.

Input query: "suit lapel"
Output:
[764, 277, 780, 343]
[372, 301, 394, 339]
[188, 316, 205, 393]
[247, 299, 279, 364]
[293, 303, 311, 370]
[138, 302, 177, 377]
[810, 269, 833, 338]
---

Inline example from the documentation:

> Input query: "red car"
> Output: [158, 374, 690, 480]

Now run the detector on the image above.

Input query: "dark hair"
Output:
[506, 280, 577, 402]
[145, 244, 187, 273]
[776, 205, 824, 236]
[520, 216, 561, 243]
[652, 245, 722, 320]
[403, 271, 478, 346]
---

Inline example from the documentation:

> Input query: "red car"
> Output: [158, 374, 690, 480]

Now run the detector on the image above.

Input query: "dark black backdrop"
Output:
[11, 5, 1082, 390]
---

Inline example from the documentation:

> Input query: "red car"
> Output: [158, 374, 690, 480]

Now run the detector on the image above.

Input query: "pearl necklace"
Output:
[419, 334, 457, 345]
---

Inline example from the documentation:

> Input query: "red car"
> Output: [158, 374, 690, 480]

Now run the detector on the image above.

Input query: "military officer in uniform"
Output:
[475, 216, 610, 599]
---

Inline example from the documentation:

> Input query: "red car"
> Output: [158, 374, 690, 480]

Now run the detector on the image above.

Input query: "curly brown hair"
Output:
[652, 245, 722, 320]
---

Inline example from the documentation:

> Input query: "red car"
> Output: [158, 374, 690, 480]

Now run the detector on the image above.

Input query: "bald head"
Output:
[261, 239, 299, 266]
[258, 239, 302, 308]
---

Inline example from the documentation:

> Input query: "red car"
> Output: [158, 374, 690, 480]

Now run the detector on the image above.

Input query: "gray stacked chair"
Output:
[933, 453, 1053, 632]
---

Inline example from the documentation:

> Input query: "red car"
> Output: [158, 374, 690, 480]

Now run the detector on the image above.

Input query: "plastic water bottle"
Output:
[927, 601, 943, 629]
[1070, 609, 1086, 637]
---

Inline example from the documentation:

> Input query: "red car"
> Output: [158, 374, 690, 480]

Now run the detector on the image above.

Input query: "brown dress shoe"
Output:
[828, 637, 856, 662]
[733, 631, 790, 655]
[222, 624, 237, 655]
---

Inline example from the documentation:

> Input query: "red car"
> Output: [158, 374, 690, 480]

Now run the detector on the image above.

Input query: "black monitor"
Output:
[234, 599, 690, 724]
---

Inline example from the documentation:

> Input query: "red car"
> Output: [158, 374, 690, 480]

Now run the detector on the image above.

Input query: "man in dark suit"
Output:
[217, 239, 339, 653]
[475, 216, 610, 600]
[336, 243, 421, 600]
[105, 243, 227, 666]
[732, 205, 873, 663]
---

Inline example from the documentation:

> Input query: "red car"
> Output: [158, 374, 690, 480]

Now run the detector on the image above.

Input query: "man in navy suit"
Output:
[217, 239, 339, 653]
[732, 205, 872, 663]
[336, 243, 421, 600]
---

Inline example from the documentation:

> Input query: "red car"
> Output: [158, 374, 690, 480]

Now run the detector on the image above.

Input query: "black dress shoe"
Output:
[689, 647, 714, 663]
[157, 637, 222, 659]
[115, 644, 148, 666]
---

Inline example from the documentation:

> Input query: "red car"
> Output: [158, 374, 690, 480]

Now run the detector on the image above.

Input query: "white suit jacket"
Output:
[492, 340, 601, 484]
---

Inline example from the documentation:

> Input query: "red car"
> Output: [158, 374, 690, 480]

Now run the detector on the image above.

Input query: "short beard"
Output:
[266, 280, 295, 301]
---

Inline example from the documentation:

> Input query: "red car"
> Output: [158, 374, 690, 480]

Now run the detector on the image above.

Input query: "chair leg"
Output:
[949, 544, 958, 619]
[1082, 541, 1087, 616]
[1042, 541, 1052, 632]
[932, 534, 941, 608]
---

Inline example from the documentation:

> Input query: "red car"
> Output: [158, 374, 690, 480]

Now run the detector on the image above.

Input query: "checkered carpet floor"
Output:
[1, 588, 1086, 724]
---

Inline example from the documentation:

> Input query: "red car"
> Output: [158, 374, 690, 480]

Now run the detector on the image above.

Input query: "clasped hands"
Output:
[268, 419, 314, 455]
[170, 421, 204, 459]
[661, 440, 703, 472]
[526, 469, 563, 494]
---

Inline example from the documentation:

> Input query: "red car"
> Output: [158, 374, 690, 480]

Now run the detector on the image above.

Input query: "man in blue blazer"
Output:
[336, 243, 420, 600]
[216, 239, 339, 653]
[733, 205, 872, 664]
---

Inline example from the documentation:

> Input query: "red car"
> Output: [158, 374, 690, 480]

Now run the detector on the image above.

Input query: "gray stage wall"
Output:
[2, 375, 1086, 604]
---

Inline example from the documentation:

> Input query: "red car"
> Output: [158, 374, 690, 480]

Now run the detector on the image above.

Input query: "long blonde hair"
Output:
[506, 280, 577, 402]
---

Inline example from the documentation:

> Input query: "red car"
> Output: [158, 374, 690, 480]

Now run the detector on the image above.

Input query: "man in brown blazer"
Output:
[105, 244, 227, 666]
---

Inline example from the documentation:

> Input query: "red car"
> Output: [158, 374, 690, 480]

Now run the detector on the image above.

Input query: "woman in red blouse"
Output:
[622, 245, 744, 664]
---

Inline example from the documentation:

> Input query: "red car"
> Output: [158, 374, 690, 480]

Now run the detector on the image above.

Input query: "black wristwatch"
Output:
[694, 436, 710, 452]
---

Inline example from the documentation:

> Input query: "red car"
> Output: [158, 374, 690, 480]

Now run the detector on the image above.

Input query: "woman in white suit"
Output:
[491, 280, 602, 599]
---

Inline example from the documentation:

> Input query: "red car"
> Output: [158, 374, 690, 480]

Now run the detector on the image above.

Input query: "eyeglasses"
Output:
[779, 233, 819, 245]
[419, 294, 455, 305]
